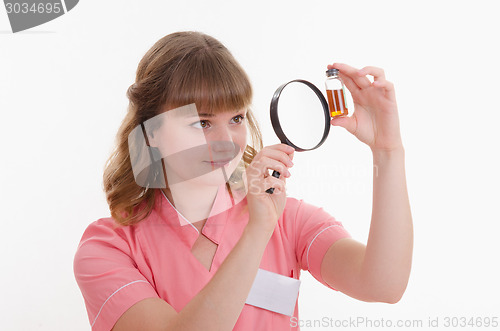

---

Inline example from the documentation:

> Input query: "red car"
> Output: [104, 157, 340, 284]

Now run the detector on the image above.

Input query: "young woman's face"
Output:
[147, 103, 248, 187]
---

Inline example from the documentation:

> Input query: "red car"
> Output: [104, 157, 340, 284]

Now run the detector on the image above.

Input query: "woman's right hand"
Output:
[243, 143, 295, 235]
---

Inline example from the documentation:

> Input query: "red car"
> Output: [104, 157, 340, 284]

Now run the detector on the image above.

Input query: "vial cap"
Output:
[326, 68, 339, 77]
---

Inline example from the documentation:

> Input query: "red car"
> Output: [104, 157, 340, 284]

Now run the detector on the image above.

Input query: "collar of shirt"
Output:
[153, 182, 243, 248]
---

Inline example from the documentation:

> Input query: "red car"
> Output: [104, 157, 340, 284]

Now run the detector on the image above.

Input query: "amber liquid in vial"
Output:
[327, 89, 348, 117]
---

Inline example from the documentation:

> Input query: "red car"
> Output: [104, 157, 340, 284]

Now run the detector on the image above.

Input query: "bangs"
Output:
[163, 49, 253, 115]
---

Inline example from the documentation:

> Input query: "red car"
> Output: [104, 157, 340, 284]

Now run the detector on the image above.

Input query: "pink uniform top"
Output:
[73, 183, 351, 331]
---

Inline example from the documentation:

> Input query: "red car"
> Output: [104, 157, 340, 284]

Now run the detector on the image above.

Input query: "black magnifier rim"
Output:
[270, 79, 331, 152]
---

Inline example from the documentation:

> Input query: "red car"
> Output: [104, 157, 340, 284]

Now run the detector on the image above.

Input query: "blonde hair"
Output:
[103, 31, 263, 226]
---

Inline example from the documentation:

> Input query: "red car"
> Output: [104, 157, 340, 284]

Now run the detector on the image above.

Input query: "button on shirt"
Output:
[73, 183, 351, 330]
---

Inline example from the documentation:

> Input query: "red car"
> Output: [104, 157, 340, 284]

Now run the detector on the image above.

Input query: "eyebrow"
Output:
[188, 113, 215, 118]
[185, 109, 246, 118]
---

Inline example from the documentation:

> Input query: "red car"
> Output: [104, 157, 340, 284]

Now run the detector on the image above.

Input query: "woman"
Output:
[73, 31, 413, 331]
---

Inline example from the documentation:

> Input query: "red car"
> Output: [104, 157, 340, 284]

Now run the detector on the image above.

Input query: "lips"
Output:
[205, 158, 232, 166]
[206, 159, 231, 163]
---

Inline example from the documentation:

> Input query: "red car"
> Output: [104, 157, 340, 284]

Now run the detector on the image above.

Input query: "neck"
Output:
[162, 180, 221, 227]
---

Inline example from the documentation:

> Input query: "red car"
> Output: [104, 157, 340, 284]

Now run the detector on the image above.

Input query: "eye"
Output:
[190, 120, 210, 129]
[189, 114, 245, 129]
[232, 115, 245, 124]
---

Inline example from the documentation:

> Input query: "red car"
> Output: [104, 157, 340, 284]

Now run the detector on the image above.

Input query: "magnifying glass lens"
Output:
[276, 82, 327, 150]
[266, 79, 332, 194]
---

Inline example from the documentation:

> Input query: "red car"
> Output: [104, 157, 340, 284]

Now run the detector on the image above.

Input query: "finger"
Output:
[271, 143, 295, 154]
[372, 79, 395, 92]
[330, 62, 371, 89]
[260, 156, 291, 178]
[266, 168, 289, 184]
[337, 71, 360, 94]
[373, 80, 396, 101]
[247, 153, 291, 179]
[261, 147, 294, 167]
[265, 175, 287, 195]
[327, 63, 360, 93]
[247, 171, 286, 195]
[358, 66, 386, 82]
[330, 115, 358, 136]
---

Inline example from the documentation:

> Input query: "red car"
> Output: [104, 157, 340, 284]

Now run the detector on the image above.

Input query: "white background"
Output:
[1, 1, 499, 330]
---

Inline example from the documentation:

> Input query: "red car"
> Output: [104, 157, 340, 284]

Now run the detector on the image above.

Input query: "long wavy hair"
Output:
[103, 31, 263, 226]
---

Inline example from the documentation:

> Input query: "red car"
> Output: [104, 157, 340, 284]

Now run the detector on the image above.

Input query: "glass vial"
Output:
[325, 68, 348, 117]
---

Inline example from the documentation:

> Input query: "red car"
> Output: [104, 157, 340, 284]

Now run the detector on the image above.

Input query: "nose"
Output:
[212, 124, 234, 142]
[207, 125, 240, 156]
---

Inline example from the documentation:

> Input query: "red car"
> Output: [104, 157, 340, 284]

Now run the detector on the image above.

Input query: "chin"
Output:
[188, 165, 235, 187]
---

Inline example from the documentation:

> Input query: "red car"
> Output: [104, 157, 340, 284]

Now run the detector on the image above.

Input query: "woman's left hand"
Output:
[328, 63, 404, 152]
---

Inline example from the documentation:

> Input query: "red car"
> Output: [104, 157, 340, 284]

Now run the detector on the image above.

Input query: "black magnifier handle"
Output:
[265, 138, 295, 194]
[265, 170, 281, 194]
[265, 140, 293, 194]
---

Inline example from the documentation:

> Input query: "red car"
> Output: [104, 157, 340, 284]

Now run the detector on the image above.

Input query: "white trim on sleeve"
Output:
[305, 224, 341, 270]
[91, 280, 150, 327]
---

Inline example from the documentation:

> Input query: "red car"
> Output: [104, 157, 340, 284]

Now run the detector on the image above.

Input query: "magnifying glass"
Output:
[265, 79, 334, 194]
